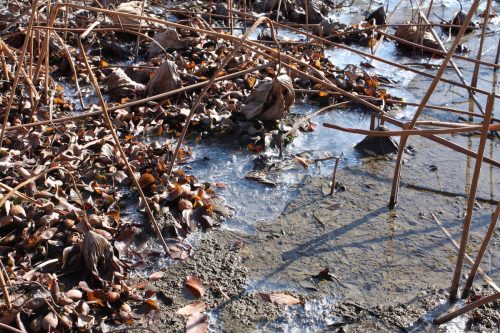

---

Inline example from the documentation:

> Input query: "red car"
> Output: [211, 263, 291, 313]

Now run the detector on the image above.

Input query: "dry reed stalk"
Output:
[323, 122, 500, 136]
[34, 4, 500, 177]
[77, 24, 171, 257]
[461, 200, 500, 298]
[377, 29, 500, 72]
[283, 102, 351, 138]
[431, 213, 500, 292]
[0, 0, 39, 149]
[0, 49, 9, 81]
[51, 32, 85, 109]
[0, 265, 11, 309]
[418, 11, 484, 115]
[135, 0, 147, 57]
[0, 323, 24, 333]
[470, 0, 491, 89]
[388, 0, 482, 209]
[449, 94, 495, 301]
[329, 156, 340, 195]
[230, 9, 500, 103]
[0, 182, 67, 214]
[231, 9, 500, 71]
[295, 89, 500, 122]
[43, 3, 498, 101]
[228, 0, 233, 35]
[49, 5, 500, 166]
[369, 0, 404, 60]
[0, 41, 39, 101]
[44, 0, 52, 103]
[434, 292, 500, 325]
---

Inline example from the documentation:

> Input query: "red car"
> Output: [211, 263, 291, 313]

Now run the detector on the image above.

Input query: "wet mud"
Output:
[141, 133, 499, 332]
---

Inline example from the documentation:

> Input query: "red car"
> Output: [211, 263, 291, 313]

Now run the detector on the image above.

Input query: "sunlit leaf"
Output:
[139, 173, 156, 189]
[185, 276, 205, 298]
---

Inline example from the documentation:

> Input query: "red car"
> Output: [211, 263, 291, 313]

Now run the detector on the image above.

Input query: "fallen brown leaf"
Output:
[185, 313, 209, 333]
[176, 302, 206, 316]
[259, 292, 302, 305]
[185, 276, 206, 298]
[149, 270, 165, 281]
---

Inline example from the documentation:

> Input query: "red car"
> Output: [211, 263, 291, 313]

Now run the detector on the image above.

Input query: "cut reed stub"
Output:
[354, 125, 399, 156]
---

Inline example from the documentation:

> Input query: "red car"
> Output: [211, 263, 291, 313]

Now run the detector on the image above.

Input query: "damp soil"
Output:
[130, 132, 500, 333]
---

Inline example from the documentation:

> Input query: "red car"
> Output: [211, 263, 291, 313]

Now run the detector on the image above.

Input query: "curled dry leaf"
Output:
[185, 276, 206, 298]
[149, 270, 166, 281]
[66, 289, 83, 301]
[9, 204, 26, 221]
[148, 30, 195, 59]
[105, 68, 146, 99]
[259, 292, 302, 305]
[176, 302, 206, 316]
[241, 74, 295, 121]
[394, 23, 440, 51]
[166, 238, 193, 260]
[185, 313, 209, 333]
[146, 60, 182, 97]
[107, 290, 121, 303]
[75, 313, 95, 331]
[109, 1, 147, 27]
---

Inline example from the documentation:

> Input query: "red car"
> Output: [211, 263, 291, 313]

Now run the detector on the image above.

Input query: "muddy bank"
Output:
[139, 133, 499, 332]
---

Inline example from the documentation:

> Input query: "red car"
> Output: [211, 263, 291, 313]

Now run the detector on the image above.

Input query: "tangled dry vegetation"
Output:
[0, 0, 497, 331]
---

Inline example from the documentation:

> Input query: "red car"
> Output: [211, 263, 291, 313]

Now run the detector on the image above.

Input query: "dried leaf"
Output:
[144, 298, 159, 310]
[149, 271, 165, 281]
[241, 75, 295, 121]
[146, 60, 182, 96]
[139, 173, 156, 189]
[106, 68, 145, 99]
[176, 302, 206, 316]
[185, 276, 206, 298]
[259, 292, 302, 305]
[185, 313, 209, 333]
[42, 312, 58, 331]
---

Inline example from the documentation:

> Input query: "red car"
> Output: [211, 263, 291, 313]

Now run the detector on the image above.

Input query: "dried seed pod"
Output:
[121, 303, 131, 313]
[10, 205, 26, 222]
[178, 199, 193, 211]
[107, 291, 120, 303]
[65, 289, 83, 301]
[57, 296, 74, 306]
[87, 214, 101, 227]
